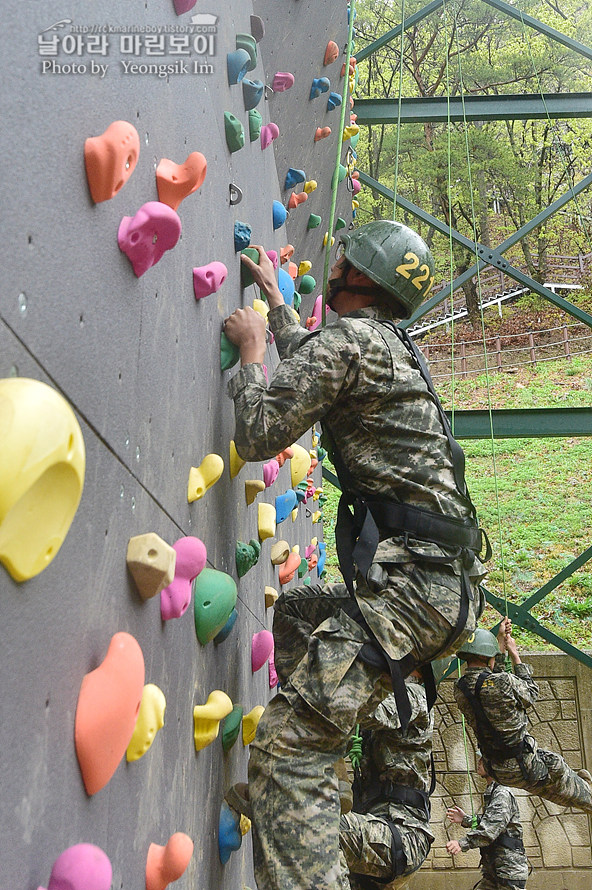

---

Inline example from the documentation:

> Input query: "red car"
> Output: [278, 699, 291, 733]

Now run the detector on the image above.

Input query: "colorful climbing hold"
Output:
[269, 649, 279, 688]
[272, 200, 288, 230]
[236, 539, 261, 577]
[279, 244, 295, 263]
[352, 178, 362, 195]
[221, 331, 240, 371]
[193, 567, 238, 645]
[193, 690, 233, 750]
[250, 14, 265, 42]
[271, 71, 294, 92]
[299, 274, 316, 295]
[242, 78, 264, 110]
[304, 180, 318, 194]
[324, 40, 340, 66]
[314, 126, 332, 141]
[317, 541, 327, 576]
[75, 632, 145, 795]
[275, 489, 298, 523]
[249, 108, 263, 141]
[263, 458, 279, 487]
[290, 443, 311, 487]
[310, 77, 331, 99]
[193, 261, 228, 300]
[222, 705, 244, 752]
[242, 705, 265, 745]
[245, 479, 265, 505]
[160, 536, 207, 620]
[258, 502, 276, 541]
[278, 550, 301, 586]
[173, 0, 196, 13]
[38, 844, 112, 890]
[118, 202, 181, 277]
[251, 629, 274, 672]
[146, 833, 194, 890]
[308, 213, 322, 229]
[327, 91, 342, 111]
[84, 120, 140, 203]
[234, 221, 252, 251]
[253, 298, 269, 320]
[260, 122, 280, 149]
[218, 800, 243, 864]
[293, 293, 302, 312]
[187, 454, 224, 502]
[287, 191, 308, 210]
[323, 232, 335, 247]
[278, 267, 295, 306]
[342, 124, 360, 143]
[265, 586, 278, 608]
[126, 683, 166, 762]
[156, 151, 207, 210]
[335, 217, 346, 231]
[213, 607, 238, 644]
[236, 33, 257, 71]
[297, 557, 308, 578]
[229, 440, 246, 478]
[126, 533, 176, 601]
[227, 48, 251, 85]
[224, 112, 245, 153]
[284, 168, 306, 189]
[298, 260, 312, 276]
[241, 246, 261, 287]
[270, 540, 290, 565]
[276, 447, 294, 467]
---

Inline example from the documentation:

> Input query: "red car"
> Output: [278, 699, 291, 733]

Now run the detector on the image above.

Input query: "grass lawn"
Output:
[319, 353, 592, 653]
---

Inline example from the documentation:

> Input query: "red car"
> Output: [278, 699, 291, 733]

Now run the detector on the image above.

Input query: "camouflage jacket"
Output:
[354, 678, 435, 840]
[459, 781, 524, 855]
[454, 655, 539, 753]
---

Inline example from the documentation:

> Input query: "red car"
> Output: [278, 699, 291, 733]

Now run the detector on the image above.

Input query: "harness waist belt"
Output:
[365, 498, 483, 552]
[383, 782, 431, 820]
[483, 832, 525, 854]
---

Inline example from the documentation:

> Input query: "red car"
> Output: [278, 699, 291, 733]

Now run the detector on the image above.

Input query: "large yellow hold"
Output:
[126, 683, 166, 762]
[0, 378, 85, 581]
[193, 690, 233, 751]
[290, 443, 311, 487]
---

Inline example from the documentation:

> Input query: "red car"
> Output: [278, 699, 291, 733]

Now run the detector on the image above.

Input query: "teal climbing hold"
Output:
[309, 77, 330, 100]
[337, 164, 347, 183]
[236, 33, 257, 71]
[224, 112, 244, 153]
[293, 292, 302, 312]
[297, 557, 308, 578]
[295, 488, 306, 504]
[219, 800, 243, 864]
[193, 567, 238, 645]
[303, 577, 312, 586]
[284, 168, 305, 190]
[350, 131, 360, 149]
[242, 78, 264, 110]
[234, 221, 252, 251]
[222, 705, 244, 752]
[317, 446, 327, 461]
[299, 274, 316, 295]
[273, 201, 288, 231]
[241, 247, 260, 287]
[249, 109, 263, 142]
[227, 48, 251, 85]
[214, 607, 238, 644]
[308, 213, 321, 229]
[327, 91, 342, 111]
[221, 331, 240, 371]
[335, 217, 346, 231]
[236, 539, 261, 577]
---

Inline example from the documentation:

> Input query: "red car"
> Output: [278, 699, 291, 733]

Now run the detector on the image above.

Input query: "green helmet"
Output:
[339, 220, 435, 318]
[456, 628, 500, 660]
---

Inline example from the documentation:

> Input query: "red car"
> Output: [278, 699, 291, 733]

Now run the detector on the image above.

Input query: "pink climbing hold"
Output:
[160, 536, 207, 620]
[266, 250, 279, 269]
[272, 72, 294, 92]
[305, 543, 316, 559]
[146, 833, 194, 890]
[307, 295, 336, 331]
[268, 648, 278, 688]
[288, 192, 308, 209]
[173, 0, 197, 14]
[193, 261, 228, 299]
[37, 843, 112, 890]
[352, 178, 362, 195]
[251, 629, 274, 672]
[261, 123, 280, 149]
[263, 459, 279, 488]
[118, 202, 181, 277]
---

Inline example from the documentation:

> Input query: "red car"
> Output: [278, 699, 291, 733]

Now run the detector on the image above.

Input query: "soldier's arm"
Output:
[458, 787, 513, 851]
[228, 321, 360, 461]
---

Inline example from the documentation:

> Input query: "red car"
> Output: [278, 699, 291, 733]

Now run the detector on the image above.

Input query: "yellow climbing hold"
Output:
[253, 298, 269, 319]
[126, 683, 166, 762]
[290, 443, 311, 487]
[303, 180, 317, 194]
[352, 200, 359, 210]
[265, 586, 278, 608]
[312, 510, 322, 524]
[291, 508, 298, 522]
[342, 124, 360, 142]
[240, 815, 252, 836]
[298, 261, 312, 276]
[245, 479, 265, 506]
[193, 690, 233, 751]
[187, 453, 224, 502]
[126, 533, 176, 601]
[323, 232, 335, 247]
[230, 440, 246, 479]
[243, 705, 265, 745]
[313, 488, 323, 501]
[258, 502, 276, 541]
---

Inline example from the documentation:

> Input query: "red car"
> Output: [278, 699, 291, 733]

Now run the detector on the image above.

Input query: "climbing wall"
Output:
[0, 1, 353, 886]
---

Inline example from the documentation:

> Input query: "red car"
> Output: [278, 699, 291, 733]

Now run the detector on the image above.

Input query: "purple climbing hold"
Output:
[266, 249, 279, 269]
[263, 459, 279, 488]
[251, 629, 274, 672]
[37, 843, 112, 890]
[272, 72, 294, 92]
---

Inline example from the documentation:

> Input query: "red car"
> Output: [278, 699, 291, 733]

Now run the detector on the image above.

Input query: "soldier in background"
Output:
[454, 619, 592, 813]
[446, 755, 529, 890]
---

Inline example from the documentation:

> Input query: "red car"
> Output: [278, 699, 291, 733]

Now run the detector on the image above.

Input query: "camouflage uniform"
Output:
[228, 304, 486, 890]
[338, 679, 434, 890]
[455, 654, 592, 813]
[457, 781, 529, 890]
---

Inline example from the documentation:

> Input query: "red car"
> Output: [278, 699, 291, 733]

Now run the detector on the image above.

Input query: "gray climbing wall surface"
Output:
[0, 1, 352, 886]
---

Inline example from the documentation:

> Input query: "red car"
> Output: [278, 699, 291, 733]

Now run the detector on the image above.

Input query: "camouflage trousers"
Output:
[478, 849, 529, 890]
[249, 574, 469, 890]
[338, 811, 432, 890]
[475, 877, 527, 890]
[488, 737, 592, 814]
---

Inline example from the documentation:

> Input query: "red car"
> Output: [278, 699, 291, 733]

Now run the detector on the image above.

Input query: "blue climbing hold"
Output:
[219, 800, 243, 865]
[309, 77, 330, 100]
[234, 221, 252, 252]
[294, 488, 306, 504]
[227, 48, 251, 85]
[284, 168, 306, 190]
[214, 608, 238, 644]
[242, 78, 264, 110]
[317, 541, 327, 577]
[278, 268, 295, 307]
[273, 200, 288, 230]
[275, 490, 298, 524]
[327, 92, 342, 111]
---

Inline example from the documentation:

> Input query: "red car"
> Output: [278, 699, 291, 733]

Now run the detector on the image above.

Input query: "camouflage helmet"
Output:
[456, 628, 500, 660]
[339, 220, 435, 318]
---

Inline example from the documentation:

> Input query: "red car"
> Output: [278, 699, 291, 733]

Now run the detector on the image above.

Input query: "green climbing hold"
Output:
[350, 132, 360, 149]
[299, 275, 316, 295]
[193, 567, 238, 645]
[338, 164, 347, 183]
[335, 218, 346, 231]
[249, 109, 263, 142]
[236, 539, 261, 577]
[241, 247, 260, 288]
[308, 213, 322, 230]
[297, 557, 308, 578]
[221, 331, 240, 371]
[303, 577, 311, 586]
[222, 705, 244, 752]
[293, 292, 302, 312]
[224, 112, 245, 153]
[236, 33, 257, 71]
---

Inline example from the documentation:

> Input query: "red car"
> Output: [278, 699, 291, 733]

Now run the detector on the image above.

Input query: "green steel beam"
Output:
[357, 172, 592, 330]
[444, 408, 592, 440]
[481, 0, 592, 64]
[354, 93, 592, 124]
[355, 0, 445, 63]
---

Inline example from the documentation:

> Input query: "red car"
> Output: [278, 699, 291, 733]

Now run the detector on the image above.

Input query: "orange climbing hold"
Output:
[146, 833, 194, 890]
[278, 551, 301, 585]
[324, 40, 339, 66]
[287, 262, 298, 280]
[275, 447, 294, 467]
[314, 127, 332, 142]
[84, 120, 140, 203]
[156, 152, 207, 211]
[287, 192, 308, 209]
[280, 244, 294, 264]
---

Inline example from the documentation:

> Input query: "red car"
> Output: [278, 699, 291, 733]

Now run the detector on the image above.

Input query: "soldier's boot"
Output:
[578, 769, 592, 790]
[224, 782, 252, 819]
[334, 757, 353, 815]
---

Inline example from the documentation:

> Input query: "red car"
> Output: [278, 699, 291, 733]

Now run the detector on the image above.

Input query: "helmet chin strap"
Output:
[327, 277, 378, 307]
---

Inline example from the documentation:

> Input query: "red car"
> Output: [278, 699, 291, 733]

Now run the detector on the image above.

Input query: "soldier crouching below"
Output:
[446, 755, 529, 890]
[454, 618, 592, 814]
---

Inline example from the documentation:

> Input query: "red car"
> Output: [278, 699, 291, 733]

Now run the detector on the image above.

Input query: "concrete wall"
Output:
[415, 653, 592, 890]
[0, 1, 352, 886]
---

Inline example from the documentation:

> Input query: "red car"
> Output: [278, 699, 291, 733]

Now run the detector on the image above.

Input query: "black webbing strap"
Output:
[350, 822, 407, 886]
[484, 832, 525, 854]
[382, 782, 431, 822]
[456, 672, 528, 768]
